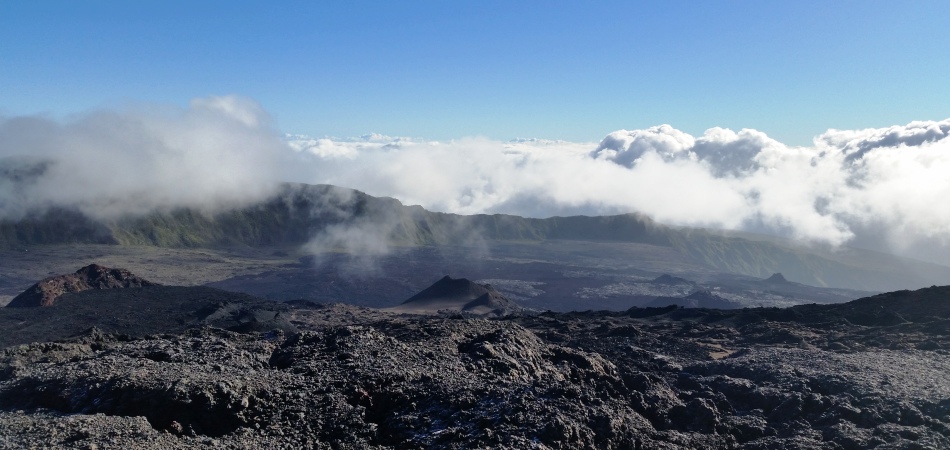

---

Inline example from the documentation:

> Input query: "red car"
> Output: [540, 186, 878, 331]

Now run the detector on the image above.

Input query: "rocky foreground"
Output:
[1, 281, 950, 448]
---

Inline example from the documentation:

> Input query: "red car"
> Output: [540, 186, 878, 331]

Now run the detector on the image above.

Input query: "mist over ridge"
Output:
[2, 96, 950, 266]
[0, 96, 284, 221]
[3, 181, 949, 294]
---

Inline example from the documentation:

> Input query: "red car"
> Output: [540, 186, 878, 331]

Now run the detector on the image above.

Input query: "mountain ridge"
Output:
[2, 182, 949, 292]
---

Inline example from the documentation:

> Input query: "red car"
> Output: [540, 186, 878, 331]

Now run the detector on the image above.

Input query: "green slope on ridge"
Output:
[2, 182, 949, 292]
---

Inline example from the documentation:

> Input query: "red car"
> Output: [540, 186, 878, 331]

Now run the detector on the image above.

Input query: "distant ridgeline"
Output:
[0, 183, 668, 248]
[2, 183, 949, 292]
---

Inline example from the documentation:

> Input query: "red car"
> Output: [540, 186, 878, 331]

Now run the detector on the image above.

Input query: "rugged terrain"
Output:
[1, 277, 949, 449]
[3, 182, 950, 292]
[0, 240, 877, 312]
[7, 264, 157, 307]
[389, 276, 522, 316]
[2, 181, 950, 448]
[5, 182, 949, 315]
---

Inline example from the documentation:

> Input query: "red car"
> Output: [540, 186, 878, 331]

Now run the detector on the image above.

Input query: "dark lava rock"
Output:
[6, 264, 157, 307]
[2, 284, 950, 448]
[652, 274, 694, 285]
[821, 285, 950, 325]
[391, 275, 521, 316]
[0, 285, 295, 348]
[765, 273, 789, 284]
[646, 289, 744, 309]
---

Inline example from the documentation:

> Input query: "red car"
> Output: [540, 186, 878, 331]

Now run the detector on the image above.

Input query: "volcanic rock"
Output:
[652, 274, 693, 285]
[0, 285, 301, 349]
[6, 264, 158, 307]
[2, 282, 950, 448]
[389, 275, 521, 316]
[645, 289, 743, 309]
[765, 272, 789, 283]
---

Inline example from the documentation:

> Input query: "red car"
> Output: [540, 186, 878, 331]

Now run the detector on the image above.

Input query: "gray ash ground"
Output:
[203, 242, 875, 312]
[2, 285, 950, 448]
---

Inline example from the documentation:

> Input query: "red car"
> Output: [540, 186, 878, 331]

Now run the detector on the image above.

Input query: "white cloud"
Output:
[0, 95, 283, 220]
[189, 96, 269, 128]
[817, 119, 950, 161]
[3, 97, 950, 266]
[286, 118, 950, 265]
[590, 124, 695, 166]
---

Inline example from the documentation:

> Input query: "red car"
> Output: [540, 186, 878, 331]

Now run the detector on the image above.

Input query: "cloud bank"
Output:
[2, 96, 948, 265]
[0, 96, 283, 220]
[286, 119, 950, 265]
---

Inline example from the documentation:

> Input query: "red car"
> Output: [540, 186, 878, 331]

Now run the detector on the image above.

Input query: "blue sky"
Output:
[2, 0, 949, 145]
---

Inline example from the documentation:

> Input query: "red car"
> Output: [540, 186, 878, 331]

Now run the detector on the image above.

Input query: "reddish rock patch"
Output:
[6, 264, 157, 307]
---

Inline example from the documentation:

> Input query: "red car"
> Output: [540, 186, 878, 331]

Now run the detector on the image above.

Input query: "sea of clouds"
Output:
[2, 96, 949, 265]
[0, 96, 284, 220]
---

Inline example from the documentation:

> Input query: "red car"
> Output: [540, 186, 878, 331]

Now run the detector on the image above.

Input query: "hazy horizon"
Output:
[2, 2, 949, 266]
[2, 98, 950, 267]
